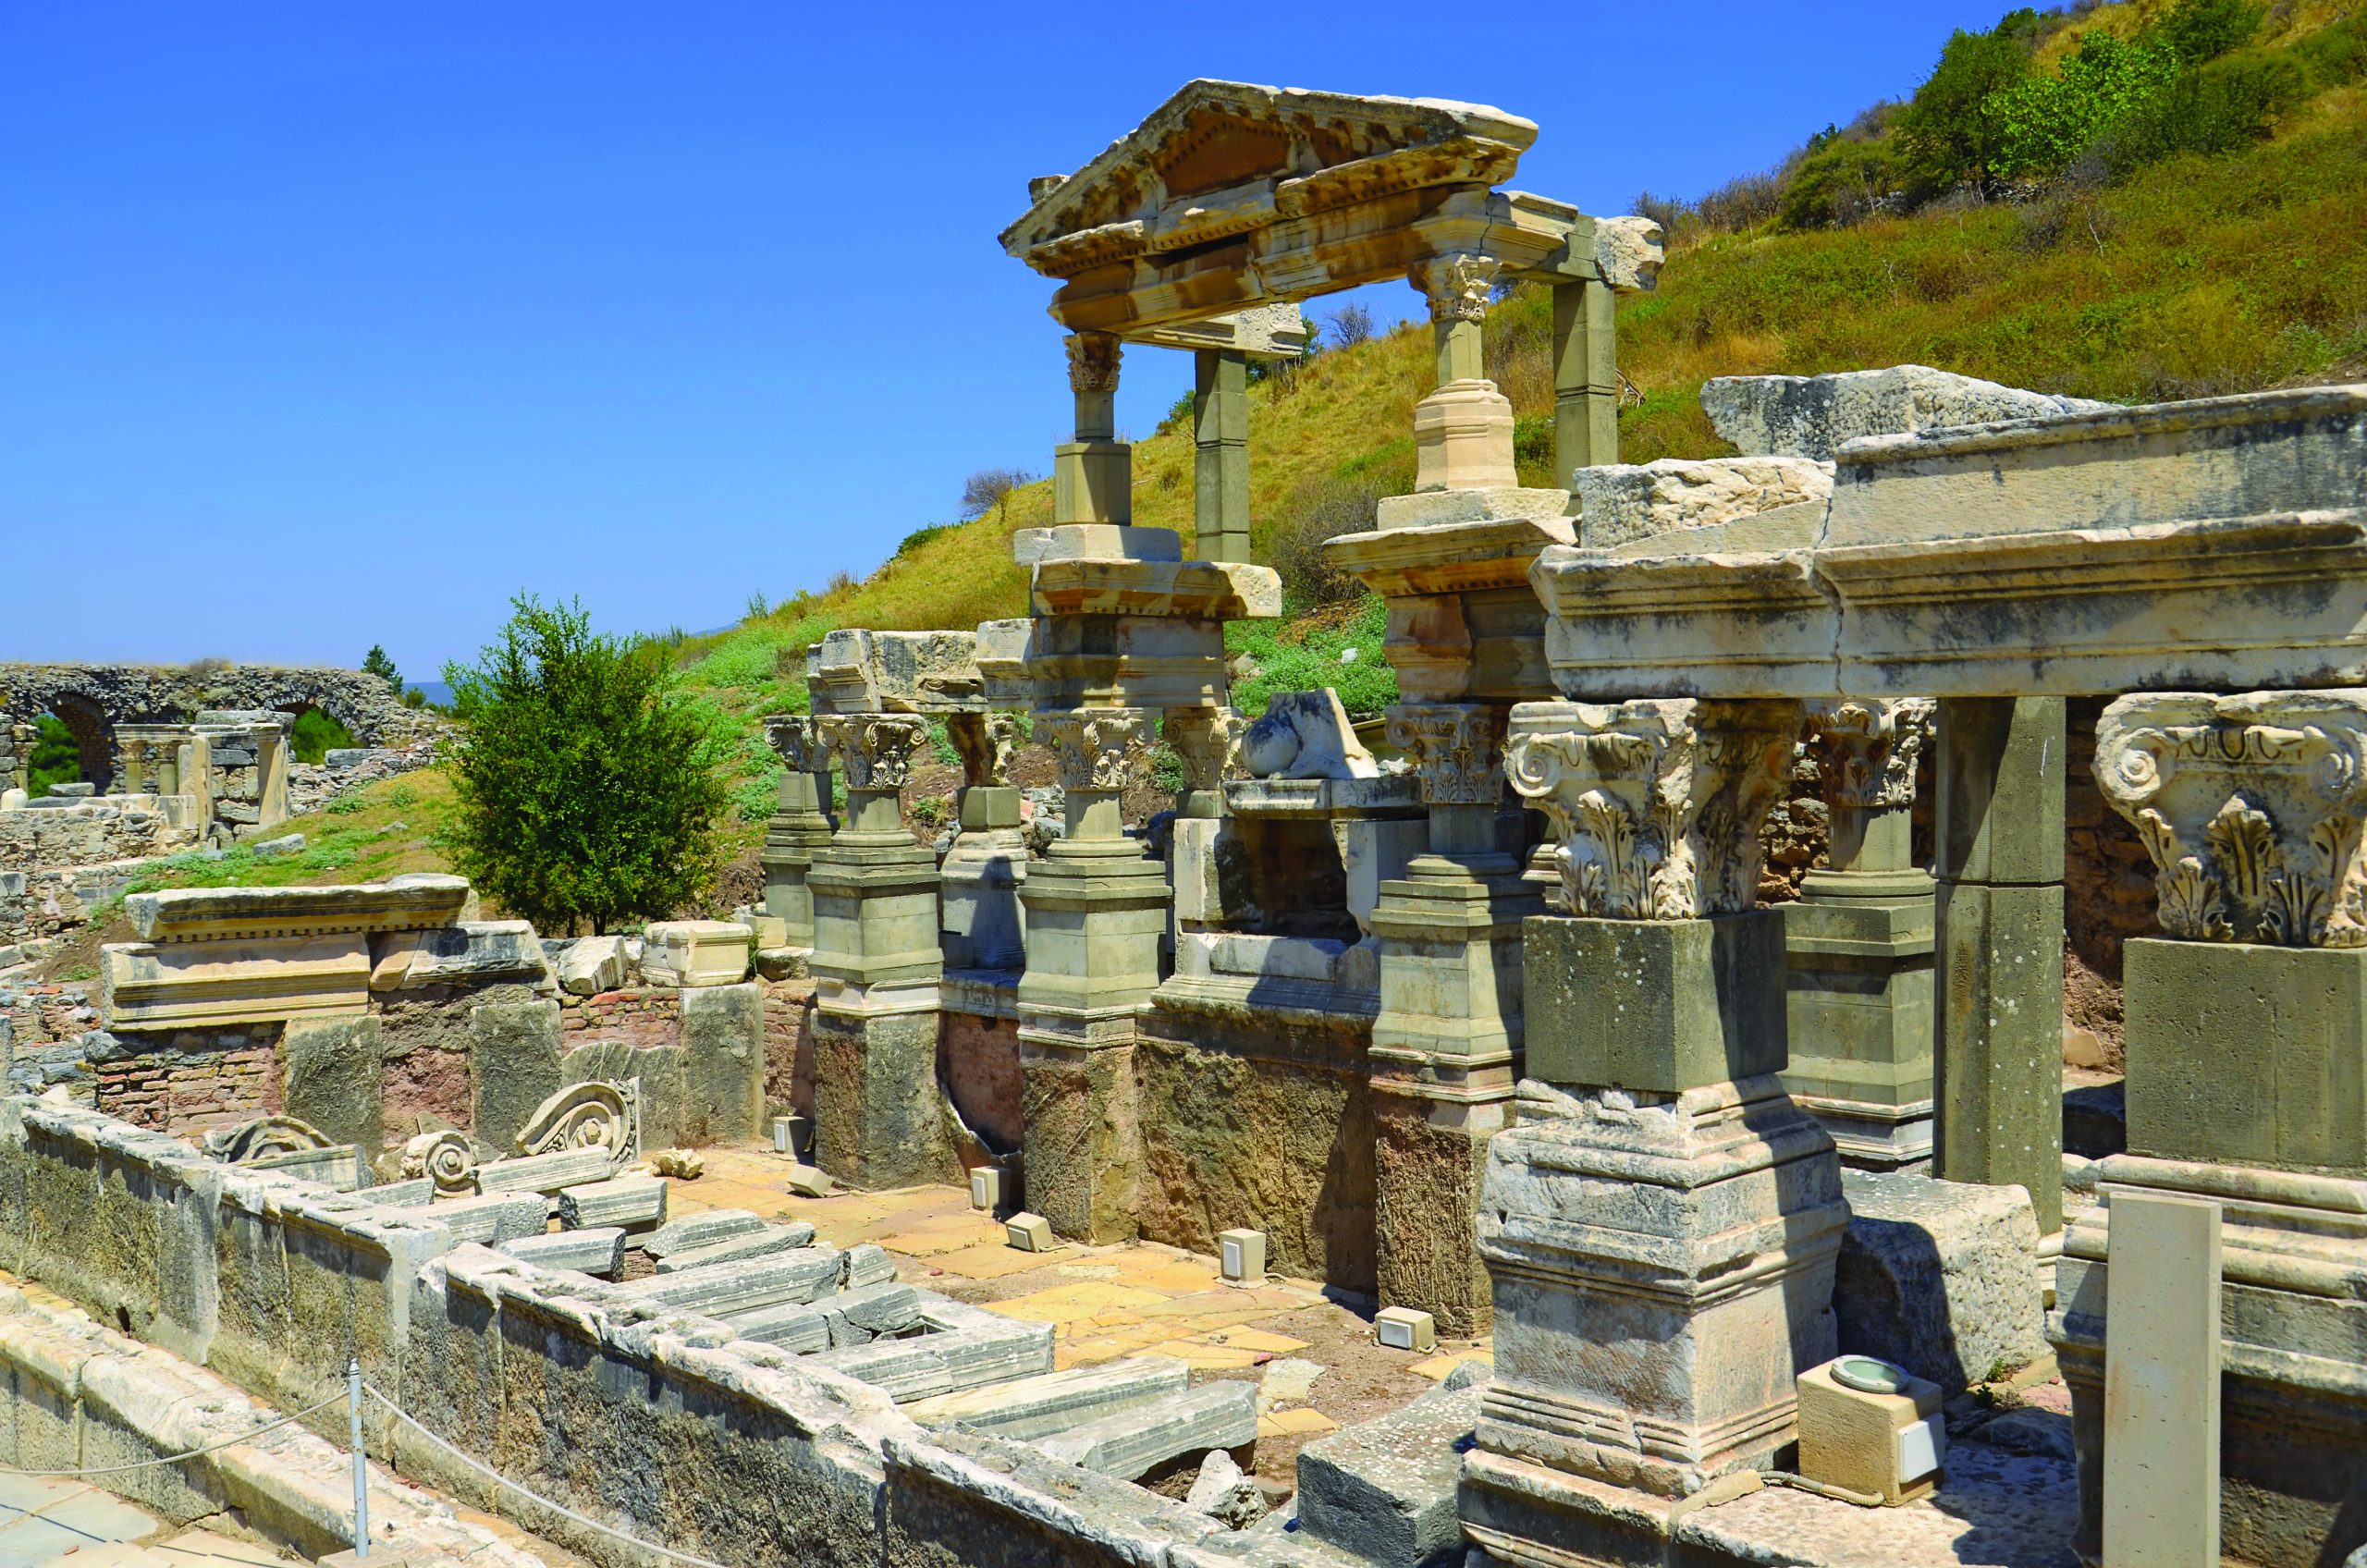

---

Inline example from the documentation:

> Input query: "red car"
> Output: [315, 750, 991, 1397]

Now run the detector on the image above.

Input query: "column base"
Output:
[1476, 1075, 1846, 1500]
[809, 837, 945, 990]
[1460, 1448, 1765, 1568]
[1784, 880, 1935, 1175]
[811, 982, 962, 1192]
[1368, 854, 1537, 1080]
[1015, 851, 1166, 1018]
[2052, 1153, 2367, 1568]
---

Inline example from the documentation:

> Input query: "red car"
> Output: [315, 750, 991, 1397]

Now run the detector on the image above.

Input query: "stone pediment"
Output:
[1001, 81, 1537, 271]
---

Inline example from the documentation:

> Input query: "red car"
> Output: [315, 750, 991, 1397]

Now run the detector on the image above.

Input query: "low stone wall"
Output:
[0, 1096, 1339, 1568]
[559, 985, 681, 1047]
[0, 797, 199, 871]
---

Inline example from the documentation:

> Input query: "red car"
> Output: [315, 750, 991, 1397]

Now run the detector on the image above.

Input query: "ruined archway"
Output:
[31, 695, 116, 794]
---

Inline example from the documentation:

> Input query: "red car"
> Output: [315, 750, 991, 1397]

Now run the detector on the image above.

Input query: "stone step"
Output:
[619, 1244, 842, 1317]
[722, 1301, 830, 1353]
[656, 1222, 818, 1273]
[402, 1191, 548, 1245]
[903, 1357, 1192, 1440]
[498, 1227, 627, 1278]
[1033, 1380, 1258, 1481]
[644, 1207, 767, 1258]
[473, 1145, 616, 1195]
[556, 1175, 668, 1231]
[813, 1305, 1053, 1403]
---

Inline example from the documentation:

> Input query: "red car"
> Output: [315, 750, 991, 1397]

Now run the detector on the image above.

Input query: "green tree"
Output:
[1895, 12, 2043, 195]
[361, 643, 403, 695]
[2161, 0, 2264, 65]
[27, 714, 81, 797]
[288, 708, 357, 764]
[441, 594, 731, 934]
[1991, 31, 2182, 179]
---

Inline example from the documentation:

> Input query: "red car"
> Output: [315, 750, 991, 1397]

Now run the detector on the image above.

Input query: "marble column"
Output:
[1055, 331, 1130, 526]
[1016, 706, 1163, 1243]
[806, 713, 957, 1190]
[1784, 698, 1938, 1170]
[1407, 255, 1515, 493]
[1368, 702, 1538, 1338]
[939, 712, 1026, 972]
[2054, 690, 2367, 1568]
[760, 715, 836, 954]
[1193, 349, 1250, 565]
[1933, 696, 2067, 1234]
[1463, 697, 1848, 1568]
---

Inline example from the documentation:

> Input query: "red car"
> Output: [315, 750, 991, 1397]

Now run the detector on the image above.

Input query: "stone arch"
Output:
[0, 663, 425, 760]
[32, 692, 117, 793]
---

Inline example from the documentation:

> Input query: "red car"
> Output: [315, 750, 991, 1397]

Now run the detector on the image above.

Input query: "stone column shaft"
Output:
[940, 712, 1025, 972]
[1551, 278, 1619, 489]
[1056, 332, 1129, 525]
[1933, 695, 2066, 1232]
[761, 716, 837, 950]
[1193, 349, 1251, 565]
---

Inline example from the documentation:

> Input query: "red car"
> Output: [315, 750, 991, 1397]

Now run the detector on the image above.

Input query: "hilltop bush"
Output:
[442, 594, 731, 935]
[1267, 475, 1382, 610]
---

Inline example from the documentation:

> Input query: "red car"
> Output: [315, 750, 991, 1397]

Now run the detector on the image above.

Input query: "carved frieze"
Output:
[401, 1129, 478, 1194]
[1387, 702, 1505, 806]
[1503, 698, 1803, 919]
[202, 1113, 334, 1164]
[816, 714, 929, 793]
[2096, 690, 2367, 947]
[516, 1078, 642, 1165]
[1804, 697, 1934, 813]
[1041, 707, 1152, 792]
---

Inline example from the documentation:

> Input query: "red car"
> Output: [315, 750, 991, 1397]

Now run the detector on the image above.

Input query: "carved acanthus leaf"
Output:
[2096, 690, 2367, 947]
[1386, 703, 1504, 806]
[1411, 253, 1503, 325]
[1041, 707, 1152, 792]
[1804, 697, 1933, 813]
[816, 714, 929, 792]
[1164, 706, 1246, 791]
[1502, 698, 1802, 919]
[763, 714, 829, 774]
[1066, 331, 1123, 394]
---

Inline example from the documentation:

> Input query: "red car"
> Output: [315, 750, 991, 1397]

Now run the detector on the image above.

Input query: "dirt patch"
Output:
[381, 1045, 472, 1139]
[34, 913, 136, 984]
[1194, 1301, 1452, 1483]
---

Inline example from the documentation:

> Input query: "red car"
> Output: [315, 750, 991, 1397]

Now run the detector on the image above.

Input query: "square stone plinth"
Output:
[2126, 937, 2367, 1172]
[1523, 912, 1787, 1092]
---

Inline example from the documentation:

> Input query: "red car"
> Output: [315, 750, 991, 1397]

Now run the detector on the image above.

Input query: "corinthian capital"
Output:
[1164, 705, 1245, 791]
[1804, 697, 1933, 813]
[946, 712, 1018, 790]
[763, 714, 829, 774]
[1065, 331, 1123, 395]
[816, 714, 928, 793]
[1411, 253, 1502, 325]
[2096, 690, 2367, 948]
[1386, 703, 1505, 807]
[1041, 706, 1151, 792]
[1502, 698, 1804, 919]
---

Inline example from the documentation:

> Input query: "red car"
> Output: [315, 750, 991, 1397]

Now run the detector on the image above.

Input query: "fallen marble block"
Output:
[1295, 1374, 1480, 1568]
[366, 1177, 435, 1208]
[409, 1191, 548, 1245]
[903, 1357, 1191, 1440]
[656, 1222, 817, 1273]
[828, 1281, 921, 1338]
[1835, 1169, 2047, 1393]
[620, 1244, 841, 1317]
[1035, 1381, 1257, 1481]
[644, 1207, 767, 1258]
[498, 1227, 627, 1279]
[841, 1241, 897, 1288]
[556, 1176, 668, 1231]
[722, 1301, 831, 1354]
[474, 1146, 614, 1196]
[814, 1302, 1052, 1402]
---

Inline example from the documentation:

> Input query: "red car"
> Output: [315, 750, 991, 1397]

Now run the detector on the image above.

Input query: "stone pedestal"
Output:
[808, 714, 956, 1190]
[2051, 691, 2367, 1568]
[1470, 698, 1845, 1567]
[759, 717, 835, 949]
[1933, 695, 2066, 1235]
[1784, 699, 1938, 1171]
[1017, 708, 1164, 1243]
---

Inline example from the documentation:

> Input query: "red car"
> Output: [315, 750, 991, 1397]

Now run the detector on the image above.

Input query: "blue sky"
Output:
[0, 3, 2011, 676]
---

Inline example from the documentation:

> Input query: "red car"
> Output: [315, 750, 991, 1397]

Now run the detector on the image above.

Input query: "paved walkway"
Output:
[662, 1145, 1492, 1477]
[0, 1475, 292, 1568]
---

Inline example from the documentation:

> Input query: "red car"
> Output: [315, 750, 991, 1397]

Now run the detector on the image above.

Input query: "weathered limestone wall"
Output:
[0, 662, 433, 762]
[0, 797, 198, 869]
[0, 1096, 1339, 1568]
[1134, 1007, 1378, 1294]
[761, 974, 816, 1122]
[941, 1006, 1024, 1152]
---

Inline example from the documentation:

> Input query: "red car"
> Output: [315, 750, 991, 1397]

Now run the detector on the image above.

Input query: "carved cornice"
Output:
[1804, 697, 1933, 813]
[947, 712, 1019, 790]
[1387, 702, 1505, 806]
[1503, 698, 1803, 918]
[816, 714, 929, 792]
[1412, 253, 1502, 324]
[1163, 705, 1246, 790]
[1041, 706, 1151, 792]
[763, 714, 829, 774]
[1066, 331, 1123, 394]
[2097, 690, 2367, 947]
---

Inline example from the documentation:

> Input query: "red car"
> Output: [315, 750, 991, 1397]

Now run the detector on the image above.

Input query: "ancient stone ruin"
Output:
[4, 77, 2364, 1568]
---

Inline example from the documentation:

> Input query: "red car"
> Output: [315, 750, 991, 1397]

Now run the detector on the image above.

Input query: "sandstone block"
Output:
[642, 920, 753, 987]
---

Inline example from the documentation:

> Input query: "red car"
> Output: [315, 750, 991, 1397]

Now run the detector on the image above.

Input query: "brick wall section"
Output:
[558, 987, 681, 1047]
[1, 982, 97, 1048]
[761, 977, 816, 1121]
[93, 1028, 282, 1136]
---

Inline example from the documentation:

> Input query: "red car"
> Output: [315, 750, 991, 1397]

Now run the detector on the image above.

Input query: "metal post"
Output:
[348, 1355, 370, 1559]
